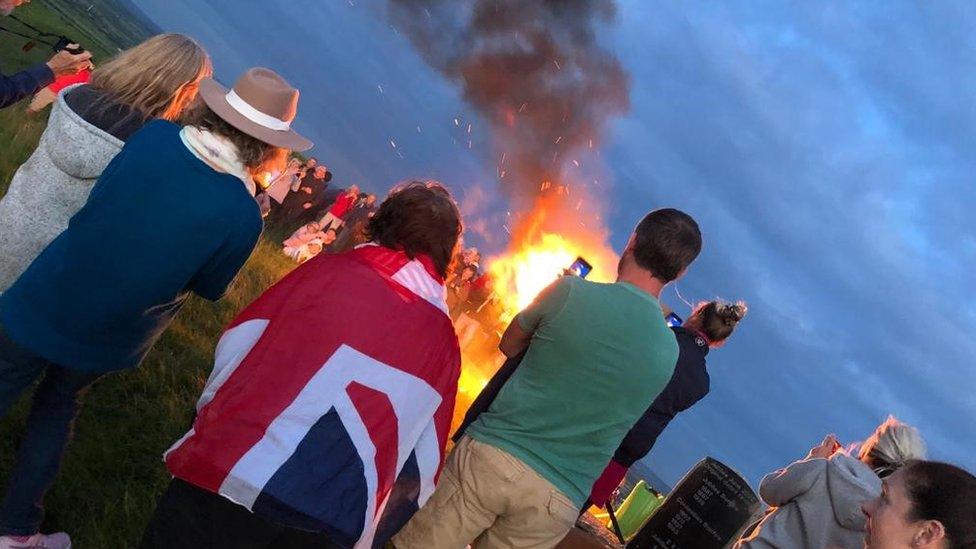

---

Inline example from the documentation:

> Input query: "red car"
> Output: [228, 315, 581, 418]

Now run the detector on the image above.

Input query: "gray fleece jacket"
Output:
[735, 453, 881, 549]
[0, 86, 130, 291]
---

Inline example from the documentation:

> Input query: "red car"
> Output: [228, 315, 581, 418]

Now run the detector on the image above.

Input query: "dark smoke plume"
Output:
[388, 0, 630, 205]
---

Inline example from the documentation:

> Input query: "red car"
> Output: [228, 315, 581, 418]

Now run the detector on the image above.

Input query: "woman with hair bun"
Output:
[587, 300, 749, 508]
[736, 417, 928, 549]
[862, 460, 976, 549]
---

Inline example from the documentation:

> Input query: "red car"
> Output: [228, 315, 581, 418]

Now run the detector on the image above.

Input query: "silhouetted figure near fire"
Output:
[394, 208, 703, 549]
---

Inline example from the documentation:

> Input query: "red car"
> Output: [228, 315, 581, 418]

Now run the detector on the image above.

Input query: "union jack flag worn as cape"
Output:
[164, 244, 461, 548]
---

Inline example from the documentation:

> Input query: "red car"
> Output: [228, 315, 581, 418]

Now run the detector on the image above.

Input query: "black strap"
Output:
[606, 499, 626, 545]
[0, 14, 62, 48]
[7, 14, 61, 38]
[0, 23, 51, 44]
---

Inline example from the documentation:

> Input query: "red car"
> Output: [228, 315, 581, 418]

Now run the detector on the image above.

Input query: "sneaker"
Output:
[0, 533, 71, 549]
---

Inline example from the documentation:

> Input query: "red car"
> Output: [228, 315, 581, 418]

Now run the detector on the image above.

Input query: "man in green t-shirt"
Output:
[395, 208, 703, 549]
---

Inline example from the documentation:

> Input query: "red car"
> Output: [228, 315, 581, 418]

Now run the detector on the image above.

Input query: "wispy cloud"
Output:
[611, 1, 976, 483]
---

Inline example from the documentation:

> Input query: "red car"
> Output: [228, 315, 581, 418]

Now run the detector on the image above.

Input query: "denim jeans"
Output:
[0, 323, 100, 536]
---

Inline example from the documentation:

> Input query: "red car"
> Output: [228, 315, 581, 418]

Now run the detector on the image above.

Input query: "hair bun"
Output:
[718, 301, 748, 325]
[692, 299, 747, 343]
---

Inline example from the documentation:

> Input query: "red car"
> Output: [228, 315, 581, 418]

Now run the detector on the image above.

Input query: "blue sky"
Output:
[130, 0, 976, 487]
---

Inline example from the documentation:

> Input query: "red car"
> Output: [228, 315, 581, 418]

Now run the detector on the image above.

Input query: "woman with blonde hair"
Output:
[0, 33, 211, 291]
[736, 416, 927, 549]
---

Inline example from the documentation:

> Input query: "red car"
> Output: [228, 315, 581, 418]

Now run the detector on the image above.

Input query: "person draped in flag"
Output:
[142, 182, 464, 549]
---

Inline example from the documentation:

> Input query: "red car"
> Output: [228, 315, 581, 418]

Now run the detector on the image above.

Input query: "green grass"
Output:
[0, 240, 294, 546]
[0, 240, 295, 547]
[0, 3, 299, 546]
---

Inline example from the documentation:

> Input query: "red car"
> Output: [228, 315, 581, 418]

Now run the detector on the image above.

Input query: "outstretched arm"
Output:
[1, 48, 92, 109]
[0, 63, 54, 109]
[758, 457, 825, 506]
[498, 276, 574, 357]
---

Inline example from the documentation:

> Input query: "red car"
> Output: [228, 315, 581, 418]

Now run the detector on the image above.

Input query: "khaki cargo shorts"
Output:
[393, 436, 579, 549]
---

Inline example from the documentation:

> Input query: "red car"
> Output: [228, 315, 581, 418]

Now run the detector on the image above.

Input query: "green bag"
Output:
[614, 480, 665, 540]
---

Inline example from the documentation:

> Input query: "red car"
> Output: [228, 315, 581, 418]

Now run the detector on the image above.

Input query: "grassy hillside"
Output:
[0, 3, 296, 546]
[0, 0, 157, 194]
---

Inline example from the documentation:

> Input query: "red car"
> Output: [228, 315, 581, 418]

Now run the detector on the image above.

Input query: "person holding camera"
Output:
[0, 0, 93, 109]
[586, 300, 748, 509]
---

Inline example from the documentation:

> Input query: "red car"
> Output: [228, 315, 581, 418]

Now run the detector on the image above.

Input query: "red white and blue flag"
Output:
[164, 244, 461, 548]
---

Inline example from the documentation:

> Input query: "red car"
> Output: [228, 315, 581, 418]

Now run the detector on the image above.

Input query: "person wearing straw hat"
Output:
[0, 67, 310, 549]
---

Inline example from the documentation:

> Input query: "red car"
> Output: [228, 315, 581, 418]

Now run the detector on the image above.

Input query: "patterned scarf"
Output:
[180, 126, 256, 196]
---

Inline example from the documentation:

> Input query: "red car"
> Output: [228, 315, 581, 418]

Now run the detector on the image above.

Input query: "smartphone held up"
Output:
[565, 256, 593, 279]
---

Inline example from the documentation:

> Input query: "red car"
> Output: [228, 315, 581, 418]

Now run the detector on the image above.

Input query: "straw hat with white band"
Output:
[198, 67, 313, 152]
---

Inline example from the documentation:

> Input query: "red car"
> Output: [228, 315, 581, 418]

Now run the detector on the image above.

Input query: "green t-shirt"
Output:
[467, 276, 679, 507]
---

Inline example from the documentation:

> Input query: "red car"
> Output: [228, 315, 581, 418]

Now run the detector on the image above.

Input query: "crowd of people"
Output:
[256, 156, 378, 263]
[0, 6, 974, 549]
[443, 248, 516, 351]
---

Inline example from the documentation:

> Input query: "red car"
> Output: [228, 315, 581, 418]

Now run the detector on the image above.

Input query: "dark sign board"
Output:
[627, 457, 760, 549]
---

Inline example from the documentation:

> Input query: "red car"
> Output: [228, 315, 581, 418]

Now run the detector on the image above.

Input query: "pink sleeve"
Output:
[589, 459, 629, 507]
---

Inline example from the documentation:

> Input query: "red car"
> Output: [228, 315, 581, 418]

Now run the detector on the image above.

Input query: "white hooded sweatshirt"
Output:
[735, 453, 881, 549]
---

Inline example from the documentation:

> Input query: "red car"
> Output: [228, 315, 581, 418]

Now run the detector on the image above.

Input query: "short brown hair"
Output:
[182, 103, 282, 169]
[632, 208, 702, 282]
[365, 181, 462, 279]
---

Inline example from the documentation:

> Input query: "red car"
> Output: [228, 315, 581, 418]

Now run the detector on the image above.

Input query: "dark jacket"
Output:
[329, 203, 375, 253]
[613, 326, 710, 466]
[0, 60, 54, 109]
[271, 172, 330, 228]
[454, 327, 711, 466]
[63, 84, 146, 140]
